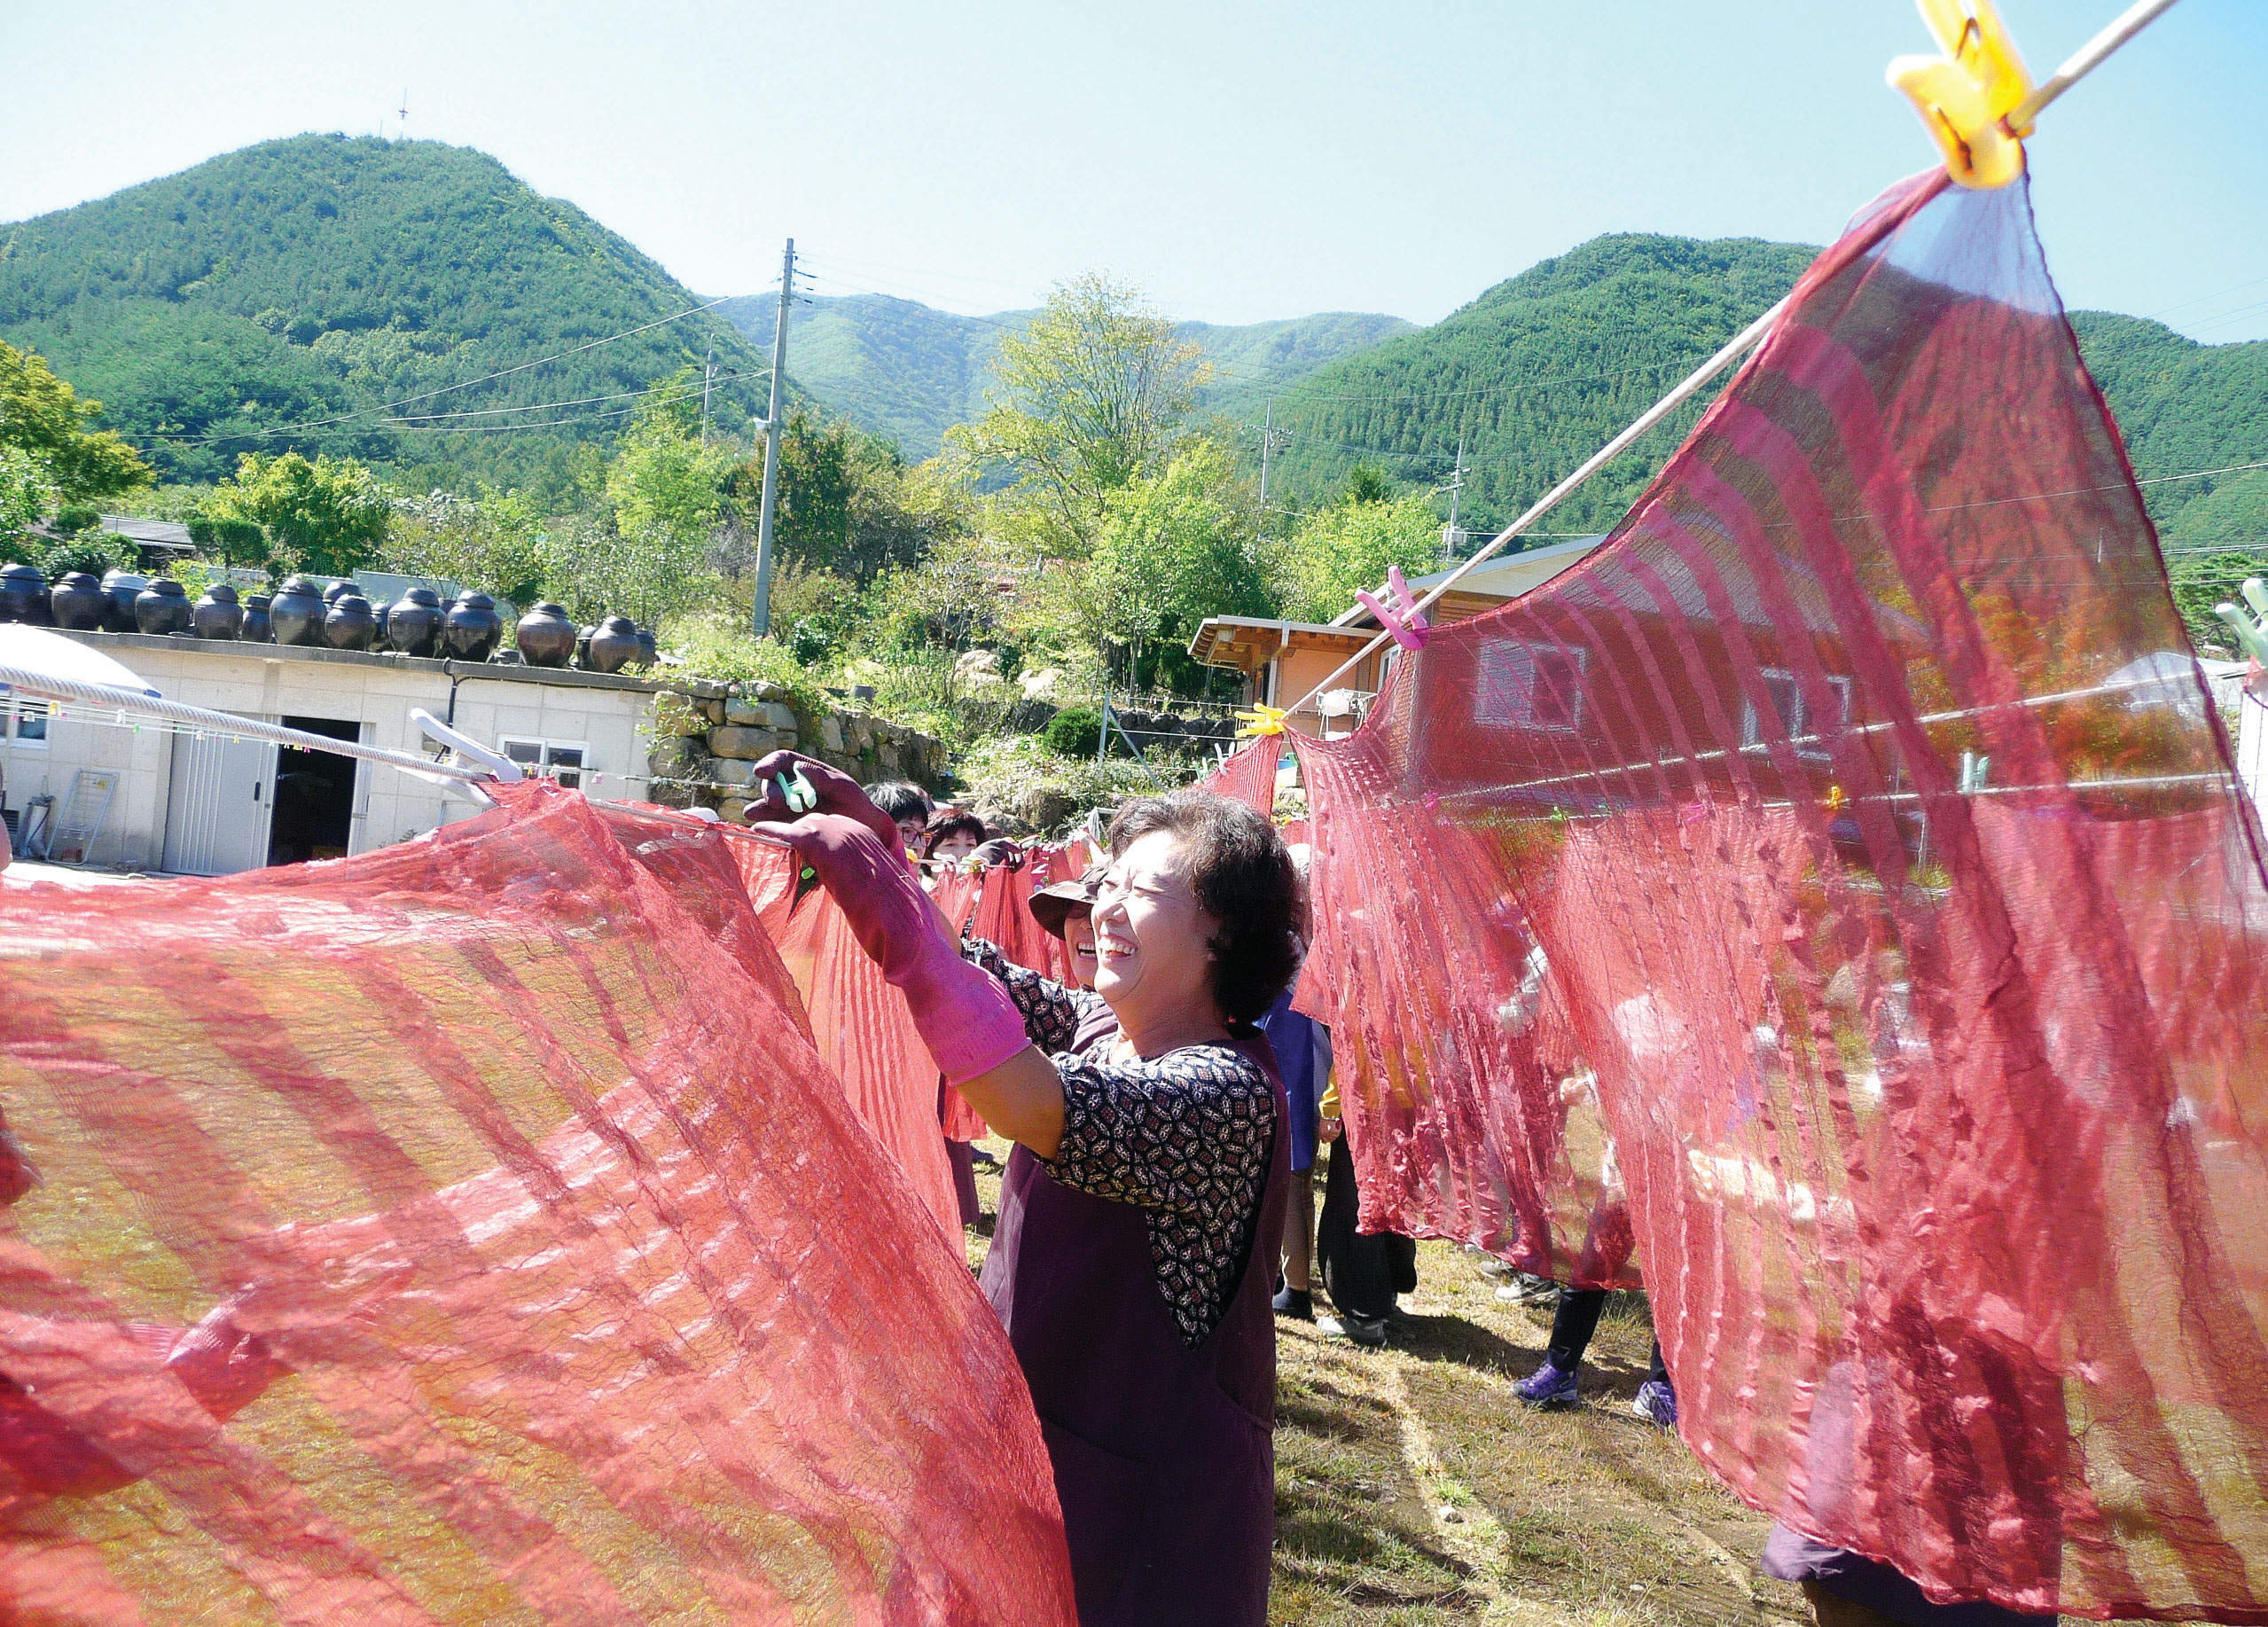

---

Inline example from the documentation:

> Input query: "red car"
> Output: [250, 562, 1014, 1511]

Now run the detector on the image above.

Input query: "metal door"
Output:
[161, 731, 278, 875]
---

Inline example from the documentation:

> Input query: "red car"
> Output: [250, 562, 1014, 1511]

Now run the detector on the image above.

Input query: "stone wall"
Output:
[646, 679, 949, 818]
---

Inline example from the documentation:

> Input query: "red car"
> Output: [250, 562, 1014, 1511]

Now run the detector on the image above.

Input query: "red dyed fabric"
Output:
[1201, 735, 1284, 813]
[965, 845, 1089, 987]
[732, 841, 966, 1237]
[0, 786, 1074, 1623]
[1295, 170, 2268, 1620]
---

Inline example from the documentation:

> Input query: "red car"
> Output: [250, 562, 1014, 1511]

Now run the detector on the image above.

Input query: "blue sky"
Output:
[4, 1, 2262, 341]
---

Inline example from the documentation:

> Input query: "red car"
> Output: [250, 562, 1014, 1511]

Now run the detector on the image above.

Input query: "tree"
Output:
[0, 447, 58, 550]
[748, 411, 964, 586]
[0, 340, 153, 503]
[1080, 441, 1273, 688]
[951, 273, 1208, 552]
[381, 488, 551, 605]
[1272, 490, 1443, 623]
[204, 450, 392, 576]
[545, 381, 733, 626]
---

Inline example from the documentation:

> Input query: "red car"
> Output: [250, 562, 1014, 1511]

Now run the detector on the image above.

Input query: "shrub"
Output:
[661, 610, 825, 715]
[1043, 705, 1103, 759]
[36, 532, 137, 580]
[52, 503, 100, 536]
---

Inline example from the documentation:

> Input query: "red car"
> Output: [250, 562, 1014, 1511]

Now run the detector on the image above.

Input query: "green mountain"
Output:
[0, 135, 776, 493]
[1250, 235, 2268, 547]
[2063, 310, 2268, 544]
[1253, 234, 1820, 537]
[716, 293, 1412, 458]
[715, 292, 1021, 459]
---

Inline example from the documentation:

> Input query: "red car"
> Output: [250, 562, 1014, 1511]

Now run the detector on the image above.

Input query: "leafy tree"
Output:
[749, 410, 964, 586]
[1272, 490, 1443, 623]
[0, 340, 153, 502]
[185, 514, 269, 575]
[1079, 441, 1273, 687]
[381, 488, 551, 605]
[0, 447, 57, 550]
[951, 274, 1208, 551]
[203, 450, 392, 576]
[545, 381, 733, 625]
[1341, 462, 1395, 505]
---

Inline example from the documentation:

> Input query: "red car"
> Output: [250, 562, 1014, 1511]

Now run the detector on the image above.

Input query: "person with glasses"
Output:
[747, 755, 1297, 1627]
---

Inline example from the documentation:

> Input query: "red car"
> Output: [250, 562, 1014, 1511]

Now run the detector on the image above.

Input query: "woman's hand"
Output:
[745, 752, 903, 856]
[1318, 1115, 1342, 1145]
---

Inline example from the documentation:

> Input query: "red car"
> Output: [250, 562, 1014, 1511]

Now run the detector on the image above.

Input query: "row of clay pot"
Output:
[1, 563, 656, 673]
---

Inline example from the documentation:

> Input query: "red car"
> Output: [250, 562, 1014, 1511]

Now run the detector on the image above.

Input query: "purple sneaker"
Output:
[1633, 1379, 1678, 1428]
[1513, 1360, 1578, 1408]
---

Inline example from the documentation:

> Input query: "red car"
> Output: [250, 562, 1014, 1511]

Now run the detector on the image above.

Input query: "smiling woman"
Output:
[746, 763, 1301, 1626]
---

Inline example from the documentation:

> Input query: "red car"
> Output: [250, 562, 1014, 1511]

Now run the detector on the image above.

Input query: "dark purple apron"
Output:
[982, 1025, 1288, 1626]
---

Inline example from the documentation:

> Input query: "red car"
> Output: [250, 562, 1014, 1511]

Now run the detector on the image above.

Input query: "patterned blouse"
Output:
[966, 941, 1278, 1346]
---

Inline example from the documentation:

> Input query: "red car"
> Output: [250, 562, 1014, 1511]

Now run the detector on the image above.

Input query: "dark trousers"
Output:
[1548, 1287, 1668, 1385]
[1316, 1138, 1416, 1318]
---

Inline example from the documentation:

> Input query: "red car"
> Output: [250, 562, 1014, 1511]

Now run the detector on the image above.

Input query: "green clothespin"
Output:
[2214, 578, 2268, 665]
[772, 768, 820, 882]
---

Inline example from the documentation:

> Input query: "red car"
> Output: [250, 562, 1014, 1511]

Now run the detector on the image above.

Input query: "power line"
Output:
[174, 298, 745, 448]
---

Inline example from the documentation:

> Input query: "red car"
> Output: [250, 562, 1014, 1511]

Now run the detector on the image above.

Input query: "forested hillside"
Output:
[1247, 235, 1816, 536]
[0, 136, 773, 495]
[718, 293, 1410, 458]
[2064, 310, 2268, 538]
[1246, 236, 2268, 550]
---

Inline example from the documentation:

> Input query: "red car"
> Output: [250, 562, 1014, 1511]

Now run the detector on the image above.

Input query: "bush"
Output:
[661, 610, 825, 715]
[1043, 705, 1103, 759]
[36, 532, 137, 580]
[52, 503, 100, 536]
[789, 614, 836, 666]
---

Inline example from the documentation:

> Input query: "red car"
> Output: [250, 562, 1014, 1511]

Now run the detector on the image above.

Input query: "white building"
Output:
[0, 630, 664, 875]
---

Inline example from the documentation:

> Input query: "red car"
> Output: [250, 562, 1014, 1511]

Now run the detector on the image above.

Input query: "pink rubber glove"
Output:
[760, 813, 1029, 1085]
[744, 751, 904, 857]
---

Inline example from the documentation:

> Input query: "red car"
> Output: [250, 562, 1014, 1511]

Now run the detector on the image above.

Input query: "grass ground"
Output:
[963, 1139, 1818, 1627]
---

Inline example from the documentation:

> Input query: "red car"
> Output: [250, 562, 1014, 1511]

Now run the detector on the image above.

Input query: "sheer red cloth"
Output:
[1294, 170, 2268, 1620]
[0, 786, 1074, 1623]
[735, 841, 966, 1239]
[1201, 735, 1285, 813]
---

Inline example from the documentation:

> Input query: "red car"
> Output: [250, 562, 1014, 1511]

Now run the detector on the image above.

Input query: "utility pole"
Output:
[700, 340, 715, 446]
[1441, 428, 1467, 563]
[1256, 403, 1289, 545]
[752, 239, 794, 638]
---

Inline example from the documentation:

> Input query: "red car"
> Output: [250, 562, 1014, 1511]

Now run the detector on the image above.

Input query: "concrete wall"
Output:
[0, 632, 661, 872]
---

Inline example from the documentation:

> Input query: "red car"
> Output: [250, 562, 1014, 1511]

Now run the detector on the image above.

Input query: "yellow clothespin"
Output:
[1825, 785, 1848, 815]
[1888, 0, 2036, 190]
[1234, 702, 1288, 739]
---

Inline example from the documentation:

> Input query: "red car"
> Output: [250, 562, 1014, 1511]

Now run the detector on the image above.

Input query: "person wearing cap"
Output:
[1028, 860, 1103, 995]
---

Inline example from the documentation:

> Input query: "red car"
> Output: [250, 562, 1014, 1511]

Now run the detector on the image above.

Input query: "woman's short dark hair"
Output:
[865, 780, 935, 825]
[1107, 792, 1298, 1025]
[924, 810, 986, 849]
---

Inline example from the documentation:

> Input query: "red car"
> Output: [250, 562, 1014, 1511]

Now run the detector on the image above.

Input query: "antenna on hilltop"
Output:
[398, 90, 409, 140]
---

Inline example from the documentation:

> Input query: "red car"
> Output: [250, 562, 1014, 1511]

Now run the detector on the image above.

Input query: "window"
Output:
[1474, 642, 1587, 731]
[499, 737, 588, 790]
[1740, 669, 1851, 759]
[4, 697, 49, 748]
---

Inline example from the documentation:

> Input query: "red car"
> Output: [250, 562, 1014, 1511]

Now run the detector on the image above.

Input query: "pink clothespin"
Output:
[1355, 566, 1430, 652]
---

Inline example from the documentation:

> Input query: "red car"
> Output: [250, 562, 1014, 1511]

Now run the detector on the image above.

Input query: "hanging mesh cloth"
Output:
[0, 785, 1075, 1623]
[734, 841, 967, 1239]
[1200, 735, 1285, 814]
[1294, 169, 2268, 1620]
